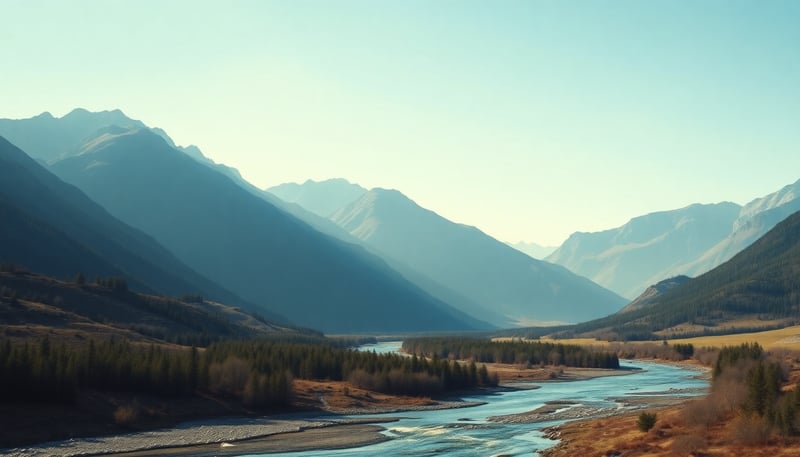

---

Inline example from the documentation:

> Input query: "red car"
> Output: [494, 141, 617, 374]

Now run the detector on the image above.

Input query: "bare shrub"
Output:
[681, 397, 721, 428]
[113, 404, 140, 428]
[694, 346, 719, 366]
[208, 356, 250, 397]
[727, 414, 771, 446]
[670, 433, 706, 455]
[682, 370, 748, 429]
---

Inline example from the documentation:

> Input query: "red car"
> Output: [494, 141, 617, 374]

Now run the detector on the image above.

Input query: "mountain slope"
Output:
[330, 188, 627, 326]
[676, 179, 800, 277]
[546, 203, 742, 299]
[0, 269, 294, 346]
[50, 128, 483, 333]
[618, 275, 690, 313]
[567, 210, 800, 340]
[0, 108, 145, 162]
[0, 136, 259, 314]
[267, 179, 367, 218]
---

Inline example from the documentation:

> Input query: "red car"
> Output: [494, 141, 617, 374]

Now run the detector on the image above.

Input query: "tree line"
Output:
[402, 337, 620, 369]
[684, 342, 800, 440]
[0, 336, 497, 410]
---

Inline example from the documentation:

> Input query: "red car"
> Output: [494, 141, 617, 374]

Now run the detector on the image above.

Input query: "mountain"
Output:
[565, 210, 800, 340]
[0, 108, 146, 162]
[507, 241, 558, 259]
[676, 179, 800, 277]
[49, 128, 484, 333]
[330, 188, 627, 326]
[0, 136, 261, 316]
[546, 203, 742, 299]
[266, 182, 500, 327]
[267, 179, 368, 218]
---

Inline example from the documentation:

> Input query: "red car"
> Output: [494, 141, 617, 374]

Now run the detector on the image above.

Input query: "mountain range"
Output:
[269, 180, 628, 326]
[5, 108, 799, 336]
[564, 208, 800, 340]
[546, 203, 742, 299]
[37, 127, 483, 333]
[546, 180, 800, 300]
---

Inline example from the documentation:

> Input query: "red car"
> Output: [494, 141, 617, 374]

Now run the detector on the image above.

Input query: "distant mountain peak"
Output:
[507, 241, 558, 259]
[547, 201, 742, 299]
[267, 178, 368, 218]
[331, 185, 626, 326]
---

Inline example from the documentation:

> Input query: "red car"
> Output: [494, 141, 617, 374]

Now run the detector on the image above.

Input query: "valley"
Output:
[1, 108, 800, 456]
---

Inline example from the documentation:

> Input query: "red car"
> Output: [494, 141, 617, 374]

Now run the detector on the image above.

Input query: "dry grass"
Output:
[532, 325, 800, 351]
[668, 326, 800, 350]
[542, 405, 800, 457]
[292, 379, 437, 412]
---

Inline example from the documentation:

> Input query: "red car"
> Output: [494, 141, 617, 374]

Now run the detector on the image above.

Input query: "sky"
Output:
[2, 0, 799, 246]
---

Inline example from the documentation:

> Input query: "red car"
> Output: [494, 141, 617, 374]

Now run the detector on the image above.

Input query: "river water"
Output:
[250, 341, 708, 457]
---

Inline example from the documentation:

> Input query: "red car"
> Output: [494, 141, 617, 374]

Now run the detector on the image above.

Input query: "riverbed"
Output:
[250, 341, 708, 457]
[5, 342, 708, 457]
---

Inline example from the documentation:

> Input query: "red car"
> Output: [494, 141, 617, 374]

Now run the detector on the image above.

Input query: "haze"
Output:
[2, 0, 799, 245]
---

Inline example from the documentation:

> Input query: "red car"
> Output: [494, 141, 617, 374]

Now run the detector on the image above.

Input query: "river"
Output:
[249, 341, 708, 457]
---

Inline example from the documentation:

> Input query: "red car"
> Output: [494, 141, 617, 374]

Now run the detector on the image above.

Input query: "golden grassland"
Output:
[542, 406, 800, 457]
[512, 325, 800, 350]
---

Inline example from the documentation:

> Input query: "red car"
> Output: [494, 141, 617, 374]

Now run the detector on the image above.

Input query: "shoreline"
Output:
[3, 400, 484, 457]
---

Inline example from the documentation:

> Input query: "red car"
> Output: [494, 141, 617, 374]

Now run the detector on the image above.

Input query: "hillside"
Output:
[330, 188, 627, 326]
[563, 210, 800, 340]
[546, 202, 741, 299]
[617, 275, 690, 313]
[50, 128, 484, 333]
[0, 136, 259, 315]
[0, 268, 293, 346]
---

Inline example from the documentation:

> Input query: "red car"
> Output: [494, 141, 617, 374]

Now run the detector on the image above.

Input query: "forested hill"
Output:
[561, 210, 800, 340]
[0, 267, 298, 346]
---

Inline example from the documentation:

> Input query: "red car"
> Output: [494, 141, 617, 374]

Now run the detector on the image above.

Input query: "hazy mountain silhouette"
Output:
[50, 128, 484, 333]
[264, 181, 500, 326]
[330, 188, 627, 326]
[546, 203, 741, 299]
[268, 179, 368, 218]
[507, 241, 558, 259]
[567, 210, 800, 339]
[0, 108, 145, 162]
[675, 179, 800, 278]
[0, 136, 264, 314]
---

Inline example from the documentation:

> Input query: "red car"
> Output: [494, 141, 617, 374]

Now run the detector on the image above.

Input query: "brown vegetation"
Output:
[543, 345, 800, 456]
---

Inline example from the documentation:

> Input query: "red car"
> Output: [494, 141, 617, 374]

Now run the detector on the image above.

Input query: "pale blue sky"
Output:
[2, 0, 799, 245]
